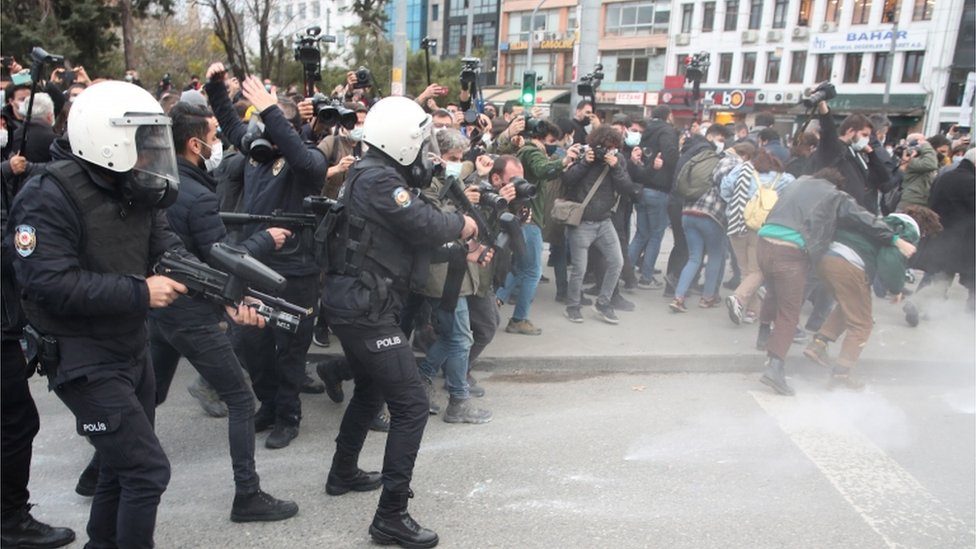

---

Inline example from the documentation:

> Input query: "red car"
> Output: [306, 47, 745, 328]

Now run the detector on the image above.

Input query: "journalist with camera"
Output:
[204, 62, 328, 449]
[807, 82, 894, 214]
[560, 125, 641, 324]
[318, 96, 481, 548]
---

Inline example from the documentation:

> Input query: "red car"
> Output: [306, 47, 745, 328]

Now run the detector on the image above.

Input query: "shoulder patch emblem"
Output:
[272, 157, 286, 176]
[392, 187, 412, 208]
[14, 225, 36, 257]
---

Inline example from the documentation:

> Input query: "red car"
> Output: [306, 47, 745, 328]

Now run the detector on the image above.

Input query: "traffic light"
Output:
[521, 71, 537, 107]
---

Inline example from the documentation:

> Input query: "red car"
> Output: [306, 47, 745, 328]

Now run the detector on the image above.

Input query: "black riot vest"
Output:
[323, 159, 430, 292]
[21, 160, 153, 337]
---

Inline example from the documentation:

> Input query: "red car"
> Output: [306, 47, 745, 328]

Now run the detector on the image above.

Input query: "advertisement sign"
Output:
[810, 29, 927, 53]
[659, 89, 754, 110]
[615, 92, 645, 106]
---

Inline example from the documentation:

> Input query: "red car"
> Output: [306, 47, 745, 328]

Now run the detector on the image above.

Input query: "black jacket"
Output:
[810, 113, 894, 214]
[7, 142, 184, 380]
[635, 119, 679, 192]
[562, 154, 639, 222]
[11, 119, 57, 163]
[764, 176, 895, 262]
[914, 159, 975, 276]
[205, 79, 328, 277]
[149, 157, 276, 326]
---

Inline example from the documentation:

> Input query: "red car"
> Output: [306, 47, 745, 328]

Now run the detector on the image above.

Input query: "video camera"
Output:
[801, 81, 837, 108]
[294, 26, 336, 88]
[310, 93, 357, 130]
[460, 57, 481, 91]
[577, 63, 604, 98]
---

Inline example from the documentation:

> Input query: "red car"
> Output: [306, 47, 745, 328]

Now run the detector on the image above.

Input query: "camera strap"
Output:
[579, 167, 610, 209]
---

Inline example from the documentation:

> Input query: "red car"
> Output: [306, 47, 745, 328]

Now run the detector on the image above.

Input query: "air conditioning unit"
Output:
[741, 30, 759, 43]
[767, 30, 783, 42]
[771, 91, 786, 103]
[675, 33, 691, 46]
[792, 27, 809, 39]
[784, 90, 800, 104]
[820, 22, 838, 33]
[756, 91, 769, 103]
[644, 47, 665, 57]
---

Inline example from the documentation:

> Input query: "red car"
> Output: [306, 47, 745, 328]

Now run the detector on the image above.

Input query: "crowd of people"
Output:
[1, 56, 973, 549]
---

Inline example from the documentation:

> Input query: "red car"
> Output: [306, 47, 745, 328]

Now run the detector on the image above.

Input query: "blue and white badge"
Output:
[14, 225, 36, 257]
[392, 186, 412, 208]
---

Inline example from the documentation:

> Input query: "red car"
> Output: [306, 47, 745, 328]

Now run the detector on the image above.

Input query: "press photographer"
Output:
[558, 125, 640, 324]
[807, 82, 894, 214]
[204, 61, 328, 450]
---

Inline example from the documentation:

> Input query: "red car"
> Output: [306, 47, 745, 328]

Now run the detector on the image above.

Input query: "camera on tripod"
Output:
[801, 81, 837, 108]
[310, 93, 357, 130]
[577, 63, 604, 98]
[294, 26, 336, 92]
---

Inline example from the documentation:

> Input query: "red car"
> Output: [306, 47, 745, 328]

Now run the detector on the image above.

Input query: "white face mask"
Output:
[197, 139, 223, 172]
[17, 100, 28, 118]
[444, 161, 463, 179]
[349, 127, 365, 142]
[0, 130, 7, 149]
[714, 140, 725, 154]
[851, 136, 869, 152]
[482, 133, 492, 147]
[624, 131, 641, 147]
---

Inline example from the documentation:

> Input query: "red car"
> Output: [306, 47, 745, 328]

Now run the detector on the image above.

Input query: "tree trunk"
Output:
[120, 0, 135, 70]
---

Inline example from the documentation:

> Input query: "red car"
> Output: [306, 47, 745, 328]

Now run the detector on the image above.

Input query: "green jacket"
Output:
[419, 176, 479, 299]
[516, 142, 566, 230]
[898, 142, 939, 209]
[832, 214, 919, 293]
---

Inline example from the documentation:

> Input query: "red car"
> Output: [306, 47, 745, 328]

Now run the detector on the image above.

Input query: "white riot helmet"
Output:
[67, 81, 179, 208]
[362, 96, 439, 187]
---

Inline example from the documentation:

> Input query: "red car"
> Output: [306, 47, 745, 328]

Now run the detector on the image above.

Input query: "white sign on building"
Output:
[810, 29, 927, 53]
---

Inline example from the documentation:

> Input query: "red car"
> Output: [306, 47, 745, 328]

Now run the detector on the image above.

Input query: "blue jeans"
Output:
[419, 297, 474, 400]
[676, 214, 727, 299]
[495, 223, 543, 321]
[628, 188, 670, 280]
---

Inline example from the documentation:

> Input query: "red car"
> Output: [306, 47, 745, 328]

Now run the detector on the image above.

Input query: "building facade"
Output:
[266, 0, 360, 65]
[665, 0, 968, 135]
[385, 0, 430, 52]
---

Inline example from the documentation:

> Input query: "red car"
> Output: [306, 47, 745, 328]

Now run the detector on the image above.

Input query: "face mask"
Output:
[349, 127, 365, 142]
[952, 155, 963, 165]
[482, 133, 492, 147]
[699, 126, 710, 136]
[545, 144, 558, 156]
[851, 136, 869, 151]
[624, 131, 641, 147]
[937, 153, 946, 164]
[0, 131, 7, 149]
[714, 141, 725, 154]
[444, 161, 463, 180]
[17, 101, 28, 118]
[204, 141, 223, 172]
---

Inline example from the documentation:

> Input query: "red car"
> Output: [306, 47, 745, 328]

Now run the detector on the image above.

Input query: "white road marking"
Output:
[751, 391, 975, 549]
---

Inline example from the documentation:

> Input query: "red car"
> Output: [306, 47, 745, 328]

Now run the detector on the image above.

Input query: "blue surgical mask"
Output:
[444, 161, 463, 179]
[625, 131, 641, 147]
[545, 144, 558, 156]
[349, 127, 364, 142]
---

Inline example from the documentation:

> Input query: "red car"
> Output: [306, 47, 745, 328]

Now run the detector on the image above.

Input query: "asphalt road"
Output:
[26, 361, 975, 549]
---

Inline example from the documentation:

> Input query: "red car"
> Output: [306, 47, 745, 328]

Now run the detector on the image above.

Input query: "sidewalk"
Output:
[310, 228, 976, 378]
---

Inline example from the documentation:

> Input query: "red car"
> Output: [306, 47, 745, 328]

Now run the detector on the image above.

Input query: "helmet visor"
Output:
[111, 113, 179, 184]
[132, 123, 179, 184]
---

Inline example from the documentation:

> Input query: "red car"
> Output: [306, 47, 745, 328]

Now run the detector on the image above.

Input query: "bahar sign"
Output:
[810, 28, 927, 53]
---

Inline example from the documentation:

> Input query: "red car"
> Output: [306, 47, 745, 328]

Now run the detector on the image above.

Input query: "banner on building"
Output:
[810, 28, 927, 53]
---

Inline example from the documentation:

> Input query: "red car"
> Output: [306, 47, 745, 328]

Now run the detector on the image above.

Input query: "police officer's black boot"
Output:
[325, 452, 382, 496]
[759, 355, 795, 396]
[0, 504, 75, 549]
[74, 457, 99, 497]
[369, 489, 438, 549]
[230, 489, 299, 523]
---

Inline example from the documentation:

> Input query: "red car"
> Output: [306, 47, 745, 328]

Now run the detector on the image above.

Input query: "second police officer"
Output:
[319, 96, 483, 549]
